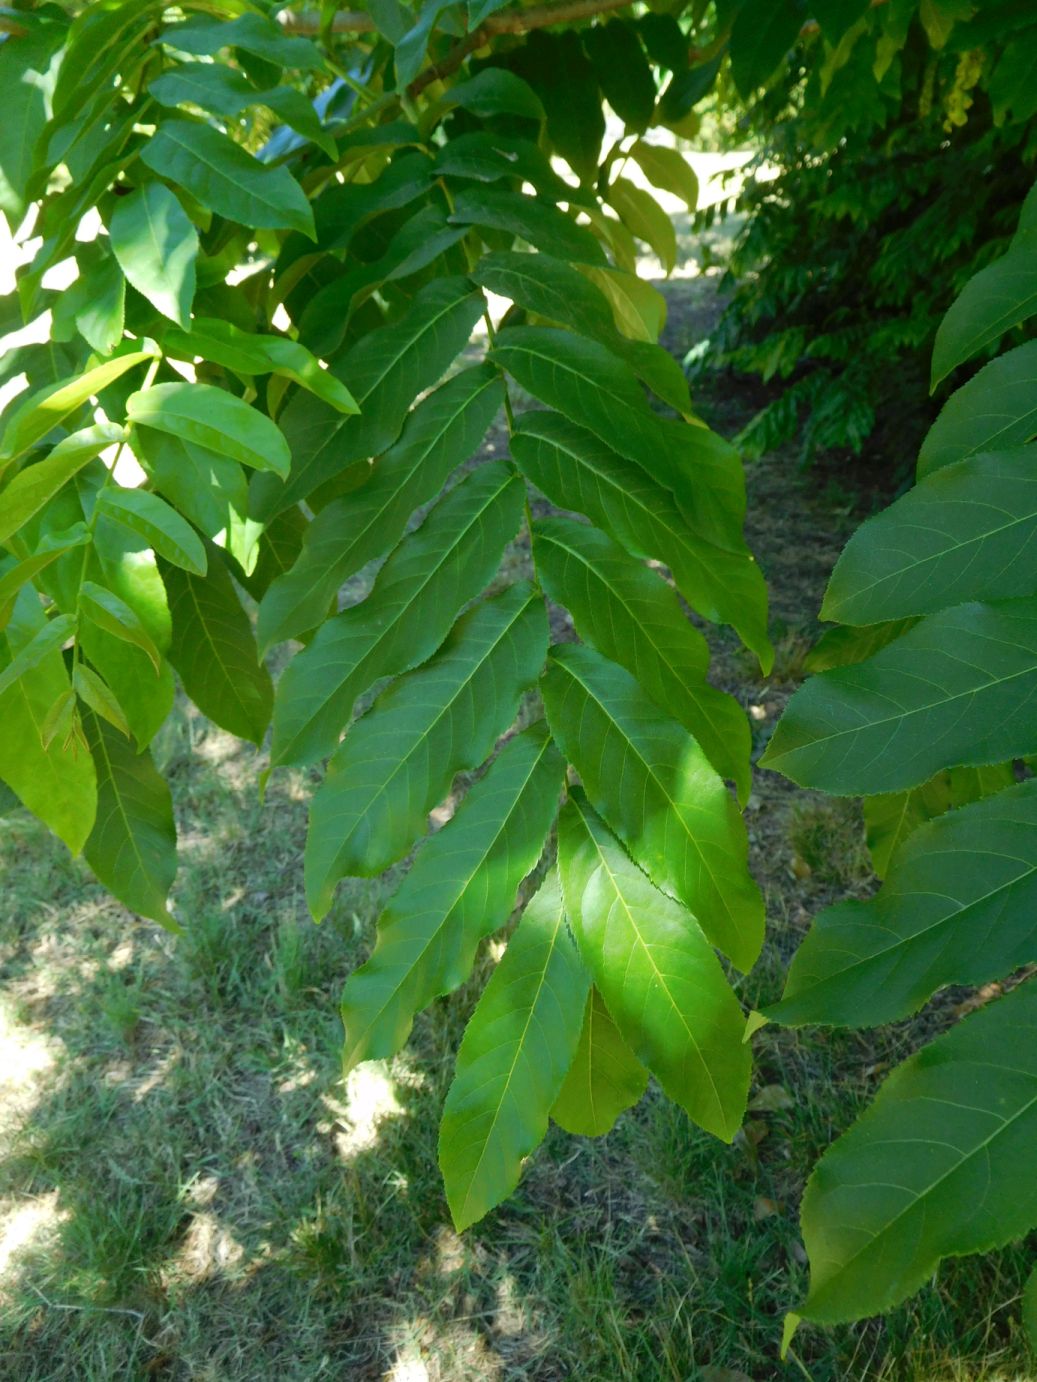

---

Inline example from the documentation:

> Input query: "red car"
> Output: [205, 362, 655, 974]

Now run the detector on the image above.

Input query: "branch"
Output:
[280, 0, 635, 37]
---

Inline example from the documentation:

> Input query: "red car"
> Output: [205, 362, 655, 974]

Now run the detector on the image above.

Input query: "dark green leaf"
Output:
[762, 599, 1037, 794]
[127, 382, 290, 478]
[159, 13, 324, 71]
[918, 340, 1037, 477]
[450, 188, 606, 264]
[730, 0, 806, 97]
[931, 232, 1037, 387]
[83, 711, 177, 927]
[582, 20, 656, 133]
[161, 555, 273, 744]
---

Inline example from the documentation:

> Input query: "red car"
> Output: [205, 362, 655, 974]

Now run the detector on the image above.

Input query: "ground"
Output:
[0, 271, 1034, 1382]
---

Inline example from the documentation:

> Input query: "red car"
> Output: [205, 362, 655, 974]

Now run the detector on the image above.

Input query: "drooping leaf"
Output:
[148, 63, 335, 156]
[160, 554, 273, 744]
[83, 710, 177, 927]
[805, 618, 918, 673]
[254, 276, 485, 518]
[607, 177, 677, 273]
[533, 517, 751, 801]
[511, 411, 771, 667]
[918, 340, 1037, 477]
[507, 30, 604, 184]
[140, 119, 316, 239]
[1024, 1266, 1037, 1352]
[795, 979, 1037, 1324]
[0, 540, 88, 633]
[0, 587, 96, 853]
[162, 318, 358, 414]
[761, 599, 1037, 795]
[270, 463, 524, 767]
[0, 16, 65, 224]
[52, 244, 125, 355]
[434, 132, 572, 202]
[258, 365, 501, 649]
[438, 868, 590, 1230]
[551, 986, 648, 1136]
[159, 13, 324, 70]
[74, 663, 131, 739]
[445, 69, 545, 121]
[305, 583, 547, 918]
[582, 20, 656, 134]
[340, 723, 564, 1070]
[126, 381, 290, 478]
[79, 581, 162, 674]
[543, 643, 764, 971]
[0, 613, 77, 702]
[109, 182, 198, 328]
[96, 487, 207, 575]
[0, 424, 125, 543]
[769, 779, 1037, 1028]
[558, 793, 751, 1139]
[629, 140, 699, 210]
[824, 449, 1037, 624]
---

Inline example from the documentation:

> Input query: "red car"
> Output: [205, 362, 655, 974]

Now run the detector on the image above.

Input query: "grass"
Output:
[1, 698, 1034, 1380]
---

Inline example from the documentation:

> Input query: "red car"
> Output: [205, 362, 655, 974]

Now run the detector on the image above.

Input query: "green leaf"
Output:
[794, 979, 1037, 1324]
[449, 188, 606, 264]
[493, 328, 746, 554]
[162, 319, 358, 414]
[805, 618, 917, 673]
[306, 582, 547, 918]
[149, 63, 335, 157]
[134, 427, 258, 575]
[109, 183, 198, 329]
[438, 868, 590, 1230]
[761, 600, 1037, 795]
[161, 555, 273, 745]
[160, 13, 324, 70]
[0, 541, 88, 633]
[823, 449, 1037, 624]
[255, 276, 484, 518]
[918, 340, 1037, 477]
[533, 518, 752, 802]
[582, 20, 656, 134]
[551, 986, 648, 1136]
[74, 663, 131, 739]
[52, 245, 125, 356]
[0, 613, 76, 702]
[79, 580, 161, 674]
[629, 141, 699, 210]
[543, 643, 764, 971]
[340, 723, 564, 1070]
[445, 69, 545, 121]
[0, 357, 150, 466]
[864, 763, 1014, 878]
[0, 587, 96, 854]
[0, 424, 124, 544]
[931, 232, 1037, 387]
[434, 132, 572, 202]
[769, 779, 1037, 1028]
[810, 0, 871, 42]
[271, 462, 524, 767]
[471, 251, 692, 412]
[96, 487, 207, 576]
[508, 30, 604, 184]
[511, 412, 771, 668]
[140, 120, 316, 240]
[558, 794, 751, 1140]
[607, 177, 677, 274]
[126, 382, 290, 478]
[259, 365, 502, 649]
[0, 17, 64, 224]
[78, 627, 175, 752]
[730, 0, 806, 97]
[83, 711, 177, 927]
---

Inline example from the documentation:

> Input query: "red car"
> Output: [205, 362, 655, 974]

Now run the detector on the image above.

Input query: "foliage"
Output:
[762, 172, 1037, 1344]
[704, 1, 1037, 467]
[0, 0, 775, 1237]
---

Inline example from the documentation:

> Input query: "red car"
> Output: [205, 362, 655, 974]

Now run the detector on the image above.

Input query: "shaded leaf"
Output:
[109, 182, 198, 328]
[97, 487, 207, 575]
[127, 382, 290, 477]
[918, 340, 1037, 477]
[551, 987, 648, 1136]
